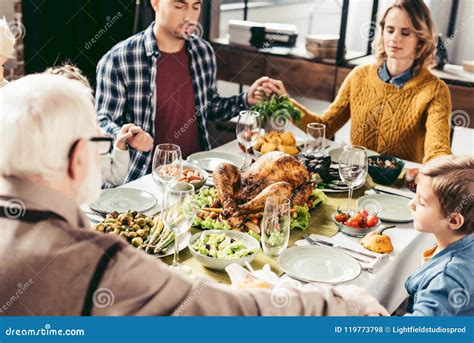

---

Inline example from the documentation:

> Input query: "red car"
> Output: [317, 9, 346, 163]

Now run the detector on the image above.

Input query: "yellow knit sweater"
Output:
[293, 63, 452, 163]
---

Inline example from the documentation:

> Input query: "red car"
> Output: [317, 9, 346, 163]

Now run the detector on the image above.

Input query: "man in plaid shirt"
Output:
[96, 0, 268, 183]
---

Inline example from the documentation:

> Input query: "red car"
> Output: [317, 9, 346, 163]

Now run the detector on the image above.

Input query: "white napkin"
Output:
[295, 233, 389, 273]
[226, 263, 275, 287]
[226, 263, 301, 288]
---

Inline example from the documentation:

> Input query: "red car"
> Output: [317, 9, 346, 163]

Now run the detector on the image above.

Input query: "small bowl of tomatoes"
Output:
[332, 208, 381, 237]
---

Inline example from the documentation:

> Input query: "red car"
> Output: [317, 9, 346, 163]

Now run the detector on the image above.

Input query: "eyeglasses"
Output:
[68, 136, 114, 159]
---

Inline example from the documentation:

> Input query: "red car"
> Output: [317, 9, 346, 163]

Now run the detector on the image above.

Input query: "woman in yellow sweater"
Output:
[261, 0, 452, 164]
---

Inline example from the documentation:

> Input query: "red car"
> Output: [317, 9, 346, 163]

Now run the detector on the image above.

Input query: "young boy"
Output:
[44, 64, 153, 186]
[405, 155, 473, 316]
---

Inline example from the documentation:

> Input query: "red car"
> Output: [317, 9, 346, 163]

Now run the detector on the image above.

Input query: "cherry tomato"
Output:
[359, 208, 369, 218]
[352, 213, 364, 226]
[346, 217, 360, 228]
[366, 215, 379, 228]
[335, 212, 348, 223]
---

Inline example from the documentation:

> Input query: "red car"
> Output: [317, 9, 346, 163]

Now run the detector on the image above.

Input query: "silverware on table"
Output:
[82, 210, 105, 217]
[302, 234, 377, 260]
[82, 210, 105, 224]
[373, 185, 415, 199]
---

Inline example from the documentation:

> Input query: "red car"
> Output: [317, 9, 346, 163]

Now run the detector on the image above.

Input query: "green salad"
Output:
[191, 233, 258, 259]
[195, 187, 219, 208]
[194, 187, 232, 230]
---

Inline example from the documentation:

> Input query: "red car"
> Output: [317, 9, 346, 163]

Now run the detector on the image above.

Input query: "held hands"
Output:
[115, 124, 153, 152]
[251, 78, 288, 104]
[247, 76, 270, 106]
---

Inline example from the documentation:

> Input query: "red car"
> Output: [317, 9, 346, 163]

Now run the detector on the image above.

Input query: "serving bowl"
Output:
[188, 230, 260, 270]
[368, 155, 405, 185]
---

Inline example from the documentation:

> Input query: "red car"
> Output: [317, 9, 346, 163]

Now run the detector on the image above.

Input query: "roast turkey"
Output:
[212, 151, 312, 214]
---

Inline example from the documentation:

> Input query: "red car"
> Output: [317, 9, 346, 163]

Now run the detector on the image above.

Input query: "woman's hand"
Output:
[264, 79, 288, 97]
[252, 78, 288, 102]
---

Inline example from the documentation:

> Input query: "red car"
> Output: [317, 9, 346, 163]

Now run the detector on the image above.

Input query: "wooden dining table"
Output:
[90, 127, 435, 314]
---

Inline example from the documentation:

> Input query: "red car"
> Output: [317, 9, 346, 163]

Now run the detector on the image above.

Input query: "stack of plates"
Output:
[305, 34, 339, 59]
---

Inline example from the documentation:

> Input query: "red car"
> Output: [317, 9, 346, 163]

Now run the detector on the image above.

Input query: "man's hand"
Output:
[246, 76, 270, 106]
[121, 125, 154, 152]
[334, 285, 390, 316]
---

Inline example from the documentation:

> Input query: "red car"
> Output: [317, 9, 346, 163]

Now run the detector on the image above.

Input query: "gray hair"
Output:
[0, 74, 98, 179]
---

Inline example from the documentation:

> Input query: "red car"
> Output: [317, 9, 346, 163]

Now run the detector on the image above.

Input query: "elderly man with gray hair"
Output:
[0, 74, 388, 316]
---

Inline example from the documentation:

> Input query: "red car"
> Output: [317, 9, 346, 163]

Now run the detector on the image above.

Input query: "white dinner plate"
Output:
[187, 151, 245, 172]
[278, 245, 361, 283]
[357, 194, 413, 223]
[90, 188, 157, 215]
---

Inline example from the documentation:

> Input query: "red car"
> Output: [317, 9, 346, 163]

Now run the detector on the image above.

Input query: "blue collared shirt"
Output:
[404, 235, 474, 316]
[96, 22, 248, 183]
[378, 62, 413, 89]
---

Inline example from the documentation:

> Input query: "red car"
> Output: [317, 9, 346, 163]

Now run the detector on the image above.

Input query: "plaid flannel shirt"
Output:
[96, 22, 248, 183]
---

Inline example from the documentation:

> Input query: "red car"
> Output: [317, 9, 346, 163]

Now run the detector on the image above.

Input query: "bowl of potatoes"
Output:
[253, 131, 300, 157]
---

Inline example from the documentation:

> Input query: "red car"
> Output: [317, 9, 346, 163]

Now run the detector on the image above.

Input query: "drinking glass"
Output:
[236, 111, 260, 167]
[152, 144, 182, 190]
[305, 123, 326, 156]
[161, 182, 198, 273]
[338, 145, 368, 213]
[261, 196, 291, 257]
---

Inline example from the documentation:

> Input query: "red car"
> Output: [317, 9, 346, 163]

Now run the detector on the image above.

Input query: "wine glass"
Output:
[161, 182, 198, 274]
[305, 123, 326, 156]
[261, 196, 291, 257]
[152, 144, 182, 190]
[338, 145, 368, 213]
[236, 111, 260, 167]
